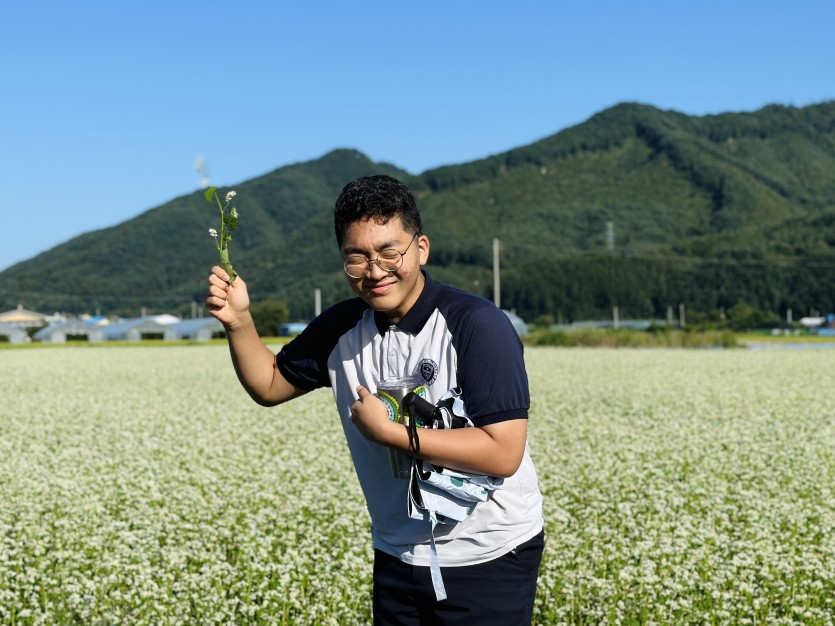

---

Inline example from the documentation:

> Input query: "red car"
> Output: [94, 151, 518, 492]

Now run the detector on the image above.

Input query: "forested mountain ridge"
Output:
[4, 101, 835, 322]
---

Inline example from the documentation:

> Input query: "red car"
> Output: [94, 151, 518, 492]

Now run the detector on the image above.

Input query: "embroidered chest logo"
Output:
[417, 358, 439, 385]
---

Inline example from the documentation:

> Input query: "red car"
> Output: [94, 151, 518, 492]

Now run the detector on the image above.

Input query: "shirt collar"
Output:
[373, 271, 440, 336]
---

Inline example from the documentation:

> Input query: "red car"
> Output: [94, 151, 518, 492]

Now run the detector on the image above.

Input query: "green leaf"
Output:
[223, 214, 238, 231]
[204, 186, 217, 203]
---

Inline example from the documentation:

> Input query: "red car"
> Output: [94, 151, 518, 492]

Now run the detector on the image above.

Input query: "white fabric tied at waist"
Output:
[404, 387, 504, 601]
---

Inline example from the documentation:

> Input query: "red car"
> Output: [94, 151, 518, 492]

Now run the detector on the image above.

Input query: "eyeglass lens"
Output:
[344, 249, 403, 278]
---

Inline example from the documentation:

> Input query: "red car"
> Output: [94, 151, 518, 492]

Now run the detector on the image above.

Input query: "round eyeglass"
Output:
[343, 234, 418, 279]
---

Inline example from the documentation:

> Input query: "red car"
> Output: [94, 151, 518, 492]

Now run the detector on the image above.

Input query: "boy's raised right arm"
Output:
[206, 266, 307, 407]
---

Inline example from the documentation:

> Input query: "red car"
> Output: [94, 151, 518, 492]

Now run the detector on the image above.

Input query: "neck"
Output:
[388, 271, 426, 324]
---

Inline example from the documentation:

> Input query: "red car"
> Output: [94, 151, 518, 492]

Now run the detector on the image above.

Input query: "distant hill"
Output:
[3, 101, 835, 322]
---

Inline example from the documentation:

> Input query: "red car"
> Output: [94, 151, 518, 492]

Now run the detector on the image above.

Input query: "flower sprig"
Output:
[206, 186, 238, 283]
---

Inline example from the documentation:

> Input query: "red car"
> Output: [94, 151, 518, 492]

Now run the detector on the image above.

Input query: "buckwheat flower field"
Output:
[2, 345, 834, 625]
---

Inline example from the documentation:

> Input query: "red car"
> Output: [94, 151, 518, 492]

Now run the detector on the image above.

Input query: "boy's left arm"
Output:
[350, 386, 527, 478]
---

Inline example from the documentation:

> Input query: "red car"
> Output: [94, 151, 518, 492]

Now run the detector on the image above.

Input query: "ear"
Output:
[417, 234, 430, 266]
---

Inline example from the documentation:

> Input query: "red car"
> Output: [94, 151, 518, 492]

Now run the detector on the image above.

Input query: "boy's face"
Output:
[340, 216, 429, 322]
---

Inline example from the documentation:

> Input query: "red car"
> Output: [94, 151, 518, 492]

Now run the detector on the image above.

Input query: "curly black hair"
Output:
[333, 175, 423, 247]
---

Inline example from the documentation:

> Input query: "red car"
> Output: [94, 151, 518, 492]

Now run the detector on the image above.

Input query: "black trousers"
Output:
[372, 530, 544, 626]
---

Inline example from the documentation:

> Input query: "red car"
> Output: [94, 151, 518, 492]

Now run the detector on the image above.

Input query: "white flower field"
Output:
[1, 345, 834, 624]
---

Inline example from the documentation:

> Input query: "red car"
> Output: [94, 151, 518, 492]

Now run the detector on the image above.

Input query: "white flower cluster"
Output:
[1, 347, 834, 624]
[0, 347, 371, 625]
[527, 347, 835, 625]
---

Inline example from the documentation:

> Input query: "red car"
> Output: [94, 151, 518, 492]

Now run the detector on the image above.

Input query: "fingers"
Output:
[206, 266, 232, 313]
[351, 386, 374, 418]
[207, 279, 227, 296]
[206, 276, 228, 302]
[209, 265, 232, 285]
[205, 265, 251, 321]
[207, 265, 246, 296]
[350, 387, 369, 417]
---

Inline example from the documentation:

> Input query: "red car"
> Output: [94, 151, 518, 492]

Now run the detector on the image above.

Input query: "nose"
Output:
[366, 260, 390, 279]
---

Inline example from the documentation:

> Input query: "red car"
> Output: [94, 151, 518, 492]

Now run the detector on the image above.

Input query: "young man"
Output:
[206, 175, 544, 624]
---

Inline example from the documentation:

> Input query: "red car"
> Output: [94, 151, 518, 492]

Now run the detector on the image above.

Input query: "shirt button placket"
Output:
[387, 325, 397, 377]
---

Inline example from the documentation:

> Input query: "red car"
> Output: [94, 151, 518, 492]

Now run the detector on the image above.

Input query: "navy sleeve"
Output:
[443, 290, 530, 427]
[276, 297, 368, 391]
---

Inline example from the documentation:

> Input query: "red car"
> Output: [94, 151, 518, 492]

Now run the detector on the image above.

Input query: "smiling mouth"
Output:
[367, 281, 395, 295]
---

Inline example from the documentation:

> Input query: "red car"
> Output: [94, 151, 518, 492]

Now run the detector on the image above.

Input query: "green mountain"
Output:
[4, 101, 835, 322]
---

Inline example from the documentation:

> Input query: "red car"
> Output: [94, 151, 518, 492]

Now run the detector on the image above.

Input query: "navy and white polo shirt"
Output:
[276, 273, 543, 567]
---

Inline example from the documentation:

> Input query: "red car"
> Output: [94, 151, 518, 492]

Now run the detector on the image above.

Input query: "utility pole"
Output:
[606, 221, 615, 251]
[613, 306, 619, 329]
[314, 288, 321, 317]
[493, 238, 501, 309]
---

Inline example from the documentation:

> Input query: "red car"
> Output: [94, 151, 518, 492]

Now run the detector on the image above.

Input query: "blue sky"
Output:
[2, 1, 833, 272]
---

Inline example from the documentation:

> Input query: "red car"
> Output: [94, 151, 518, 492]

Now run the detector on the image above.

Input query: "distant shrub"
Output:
[524, 328, 738, 348]
[526, 329, 572, 346]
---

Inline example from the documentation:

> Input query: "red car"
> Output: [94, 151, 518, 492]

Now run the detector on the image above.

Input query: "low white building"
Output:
[34, 319, 105, 344]
[0, 322, 28, 344]
[799, 316, 826, 328]
[164, 318, 225, 341]
[0, 305, 47, 328]
[100, 318, 170, 342]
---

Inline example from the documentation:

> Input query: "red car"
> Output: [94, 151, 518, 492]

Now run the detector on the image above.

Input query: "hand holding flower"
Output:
[206, 265, 251, 329]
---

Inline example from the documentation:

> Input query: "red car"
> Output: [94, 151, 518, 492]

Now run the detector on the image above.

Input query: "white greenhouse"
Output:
[0, 322, 28, 344]
[34, 319, 105, 344]
[163, 318, 225, 341]
[99, 318, 170, 342]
